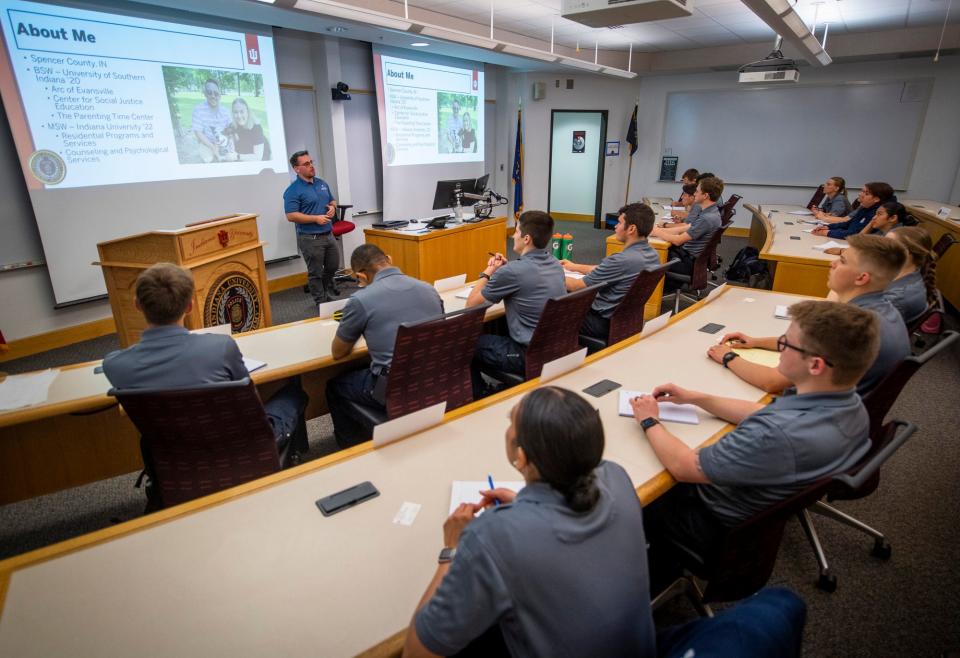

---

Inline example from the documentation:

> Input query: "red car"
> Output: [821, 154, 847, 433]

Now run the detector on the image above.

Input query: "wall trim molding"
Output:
[551, 212, 594, 223]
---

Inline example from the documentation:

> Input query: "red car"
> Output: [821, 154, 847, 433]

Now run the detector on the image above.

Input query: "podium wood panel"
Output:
[364, 216, 506, 283]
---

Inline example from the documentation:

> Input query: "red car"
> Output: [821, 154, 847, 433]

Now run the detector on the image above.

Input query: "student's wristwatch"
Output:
[722, 351, 740, 369]
[640, 417, 660, 431]
[478, 272, 490, 281]
[438, 547, 457, 564]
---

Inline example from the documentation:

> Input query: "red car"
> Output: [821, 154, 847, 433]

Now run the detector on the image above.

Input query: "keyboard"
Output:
[372, 220, 409, 229]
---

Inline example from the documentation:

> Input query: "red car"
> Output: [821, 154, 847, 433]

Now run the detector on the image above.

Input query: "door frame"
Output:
[547, 109, 609, 225]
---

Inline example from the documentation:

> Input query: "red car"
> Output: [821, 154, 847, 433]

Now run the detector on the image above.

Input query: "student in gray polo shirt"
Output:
[651, 176, 724, 286]
[466, 210, 565, 395]
[403, 387, 656, 657]
[562, 202, 661, 341]
[326, 244, 443, 447]
[707, 234, 909, 395]
[884, 226, 936, 324]
[629, 300, 876, 592]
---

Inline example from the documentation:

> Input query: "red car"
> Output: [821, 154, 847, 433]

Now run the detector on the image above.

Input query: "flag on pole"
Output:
[512, 108, 524, 220]
[626, 103, 638, 156]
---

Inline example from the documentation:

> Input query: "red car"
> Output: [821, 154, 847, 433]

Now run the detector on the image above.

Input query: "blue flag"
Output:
[626, 104, 638, 156]
[512, 108, 523, 220]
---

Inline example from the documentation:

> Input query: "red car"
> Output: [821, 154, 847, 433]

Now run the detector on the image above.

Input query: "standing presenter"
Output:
[284, 150, 340, 304]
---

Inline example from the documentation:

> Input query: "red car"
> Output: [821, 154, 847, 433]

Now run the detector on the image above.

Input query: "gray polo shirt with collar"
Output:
[883, 270, 927, 324]
[415, 460, 656, 658]
[481, 249, 565, 345]
[697, 389, 870, 527]
[335, 267, 443, 375]
[819, 194, 852, 217]
[583, 239, 661, 318]
[684, 203, 721, 257]
[849, 290, 910, 393]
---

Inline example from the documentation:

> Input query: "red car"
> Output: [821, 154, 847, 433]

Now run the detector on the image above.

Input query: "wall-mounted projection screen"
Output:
[372, 46, 485, 220]
[0, 0, 293, 304]
[661, 81, 931, 189]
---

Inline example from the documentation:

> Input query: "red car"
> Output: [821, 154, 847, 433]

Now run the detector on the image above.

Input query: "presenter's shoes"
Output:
[329, 285, 342, 297]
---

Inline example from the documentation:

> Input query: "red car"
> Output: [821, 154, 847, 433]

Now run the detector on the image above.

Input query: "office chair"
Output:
[932, 232, 957, 260]
[342, 305, 487, 432]
[806, 185, 825, 210]
[665, 227, 727, 314]
[482, 283, 603, 386]
[110, 378, 303, 511]
[578, 260, 676, 354]
[711, 195, 742, 272]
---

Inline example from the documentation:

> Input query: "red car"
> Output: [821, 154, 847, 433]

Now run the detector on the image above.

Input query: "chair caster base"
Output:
[871, 538, 892, 560]
[817, 570, 837, 593]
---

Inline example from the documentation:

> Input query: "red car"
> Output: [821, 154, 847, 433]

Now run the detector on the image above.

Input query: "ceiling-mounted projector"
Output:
[561, 0, 691, 27]
[738, 46, 800, 84]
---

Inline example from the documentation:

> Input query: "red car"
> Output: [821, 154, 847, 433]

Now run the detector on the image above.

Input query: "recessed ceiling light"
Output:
[410, 42, 430, 47]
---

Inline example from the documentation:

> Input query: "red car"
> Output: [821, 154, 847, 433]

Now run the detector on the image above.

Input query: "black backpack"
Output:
[725, 246, 769, 287]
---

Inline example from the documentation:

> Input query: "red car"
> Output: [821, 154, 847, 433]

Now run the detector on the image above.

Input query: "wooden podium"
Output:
[96, 213, 272, 347]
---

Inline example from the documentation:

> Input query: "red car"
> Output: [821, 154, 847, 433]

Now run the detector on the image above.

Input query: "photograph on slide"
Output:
[437, 91, 478, 154]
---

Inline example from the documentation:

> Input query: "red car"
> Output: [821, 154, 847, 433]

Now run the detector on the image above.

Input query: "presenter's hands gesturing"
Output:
[325, 203, 337, 219]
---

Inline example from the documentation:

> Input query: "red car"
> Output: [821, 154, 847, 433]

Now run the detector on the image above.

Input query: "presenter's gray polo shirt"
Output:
[481, 249, 565, 345]
[335, 267, 443, 375]
[849, 291, 910, 393]
[818, 194, 852, 217]
[883, 270, 927, 324]
[684, 203, 721, 257]
[697, 389, 870, 527]
[415, 461, 656, 658]
[583, 239, 661, 318]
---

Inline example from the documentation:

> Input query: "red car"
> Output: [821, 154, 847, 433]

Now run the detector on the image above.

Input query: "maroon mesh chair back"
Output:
[384, 305, 487, 419]
[719, 194, 742, 226]
[689, 226, 726, 291]
[807, 185, 825, 210]
[606, 262, 674, 345]
[110, 378, 281, 509]
[524, 284, 603, 379]
[933, 233, 957, 260]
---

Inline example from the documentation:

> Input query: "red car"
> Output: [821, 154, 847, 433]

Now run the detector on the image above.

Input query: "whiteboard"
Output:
[0, 99, 43, 270]
[343, 93, 382, 214]
[661, 80, 931, 189]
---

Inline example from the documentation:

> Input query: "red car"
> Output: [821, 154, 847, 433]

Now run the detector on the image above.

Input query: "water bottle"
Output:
[551, 233, 563, 259]
[561, 233, 574, 260]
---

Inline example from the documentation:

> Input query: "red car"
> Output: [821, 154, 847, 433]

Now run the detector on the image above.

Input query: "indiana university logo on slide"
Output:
[204, 272, 262, 333]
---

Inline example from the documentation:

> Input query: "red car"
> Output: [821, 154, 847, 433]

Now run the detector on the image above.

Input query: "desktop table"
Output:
[0, 288, 503, 505]
[0, 286, 807, 658]
[604, 202, 673, 319]
[902, 199, 960, 309]
[747, 203, 840, 297]
[363, 215, 507, 284]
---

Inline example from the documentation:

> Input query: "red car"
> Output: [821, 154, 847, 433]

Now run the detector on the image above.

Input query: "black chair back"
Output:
[524, 284, 603, 379]
[933, 233, 957, 260]
[806, 185, 825, 210]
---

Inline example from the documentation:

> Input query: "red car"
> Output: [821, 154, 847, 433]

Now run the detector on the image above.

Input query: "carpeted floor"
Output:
[2, 222, 958, 656]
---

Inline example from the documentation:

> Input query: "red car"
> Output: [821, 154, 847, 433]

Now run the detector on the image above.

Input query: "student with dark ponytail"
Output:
[403, 386, 656, 657]
[884, 226, 937, 323]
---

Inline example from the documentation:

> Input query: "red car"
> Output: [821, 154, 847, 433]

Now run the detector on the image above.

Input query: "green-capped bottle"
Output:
[551, 233, 563, 259]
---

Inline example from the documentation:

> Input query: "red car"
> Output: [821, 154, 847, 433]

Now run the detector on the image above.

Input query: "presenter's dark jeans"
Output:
[326, 368, 385, 448]
[298, 232, 340, 304]
[471, 334, 526, 398]
[580, 309, 611, 341]
[263, 376, 309, 451]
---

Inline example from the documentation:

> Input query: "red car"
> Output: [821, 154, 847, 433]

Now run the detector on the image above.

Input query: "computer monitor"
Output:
[432, 178, 477, 211]
[473, 173, 489, 195]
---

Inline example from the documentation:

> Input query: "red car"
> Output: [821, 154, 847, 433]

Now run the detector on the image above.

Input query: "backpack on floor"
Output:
[725, 246, 769, 287]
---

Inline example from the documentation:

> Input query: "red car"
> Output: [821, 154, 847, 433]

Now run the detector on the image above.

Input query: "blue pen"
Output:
[487, 474, 500, 506]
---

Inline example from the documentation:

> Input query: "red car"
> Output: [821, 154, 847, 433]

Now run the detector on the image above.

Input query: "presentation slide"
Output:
[374, 53, 483, 167]
[0, 0, 295, 305]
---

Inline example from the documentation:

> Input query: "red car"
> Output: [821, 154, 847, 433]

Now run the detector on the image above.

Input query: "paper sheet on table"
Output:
[0, 369, 59, 410]
[450, 481, 526, 515]
[242, 357, 267, 373]
[774, 304, 791, 319]
[732, 348, 782, 368]
[434, 273, 467, 292]
[318, 297, 350, 318]
[663, 205, 685, 211]
[641, 311, 672, 337]
[789, 209, 814, 216]
[191, 324, 232, 336]
[813, 241, 846, 251]
[564, 270, 585, 280]
[617, 390, 700, 424]
[455, 285, 474, 299]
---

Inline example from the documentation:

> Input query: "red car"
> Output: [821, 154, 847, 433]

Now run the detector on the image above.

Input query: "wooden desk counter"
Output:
[0, 287, 805, 658]
[902, 199, 960, 309]
[364, 216, 507, 284]
[0, 287, 502, 505]
[604, 202, 672, 319]
[748, 203, 840, 297]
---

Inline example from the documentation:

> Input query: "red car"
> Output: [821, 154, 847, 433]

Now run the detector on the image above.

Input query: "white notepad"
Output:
[0, 369, 59, 410]
[617, 390, 700, 425]
[455, 285, 474, 299]
[242, 357, 267, 373]
[813, 240, 846, 251]
[789, 209, 814, 216]
[564, 270, 585, 280]
[449, 481, 526, 514]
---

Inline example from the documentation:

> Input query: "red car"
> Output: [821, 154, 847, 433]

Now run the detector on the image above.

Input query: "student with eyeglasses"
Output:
[630, 300, 875, 594]
[706, 234, 909, 395]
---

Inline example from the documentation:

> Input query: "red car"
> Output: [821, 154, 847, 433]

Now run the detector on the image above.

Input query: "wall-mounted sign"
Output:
[572, 130, 586, 153]
[659, 155, 679, 181]
[605, 140, 620, 157]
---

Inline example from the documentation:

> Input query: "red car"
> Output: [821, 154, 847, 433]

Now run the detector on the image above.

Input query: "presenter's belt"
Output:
[298, 231, 333, 238]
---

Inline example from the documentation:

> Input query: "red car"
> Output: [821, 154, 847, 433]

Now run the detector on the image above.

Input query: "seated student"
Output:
[810, 176, 851, 217]
[631, 300, 875, 591]
[812, 182, 894, 238]
[403, 387, 656, 658]
[103, 263, 308, 451]
[561, 203, 660, 340]
[707, 234, 909, 394]
[822, 201, 908, 255]
[466, 210, 565, 393]
[695, 171, 723, 208]
[670, 183, 698, 222]
[651, 176, 724, 281]
[884, 226, 937, 324]
[326, 244, 443, 447]
[677, 167, 699, 202]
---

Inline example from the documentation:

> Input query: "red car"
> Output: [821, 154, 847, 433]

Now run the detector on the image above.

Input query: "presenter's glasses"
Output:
[776, 335, 834, 367]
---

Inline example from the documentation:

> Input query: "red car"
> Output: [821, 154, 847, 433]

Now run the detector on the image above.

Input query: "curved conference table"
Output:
[0, 286, 811, 658]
